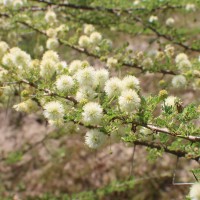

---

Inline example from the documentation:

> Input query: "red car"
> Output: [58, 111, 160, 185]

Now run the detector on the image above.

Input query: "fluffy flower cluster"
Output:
[85, 129, 106, 149]
[149, 15, 158, 23]
[172, 75, 187, 88]
[175, 53, 191, 70]
[104, 75, 141, 113]
[78, 35, 90, 48]
[56, 75, 75, 93]
[122, 75, 140, 91]
[118, 89, 141, 113]
[155, 51, 165, 61]
[46, 28, 57, 38]
[164, 45, 174, 57]
[106, 57, 118, 68]
[69, 61, 109, 102]
[82, 102, 103, 125]
[142, 58, 153, 68]
[95, 69, 109, 89]
[90, 32, 102, 44]
[45, 10, 57, 24]
[76, 87, 97, 102]
[133, 0, 140, 6]
[84, 24, 95, 35]
[78, 24, 102, 48]
[43, 101, 64, 121]
[75, 67, 96, 88]
[104, 77, 122, 98]
[166, 18, 175, 26]
[2, 47, 32, 75]
[40, 50, 60, 77]
[104, 75, 140, 98]
[186, 4, 196, 11]
[164, 96, 177, 107]
[69, 60, 86, 75]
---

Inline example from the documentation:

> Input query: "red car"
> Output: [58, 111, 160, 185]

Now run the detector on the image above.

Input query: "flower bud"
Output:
[149, 15, 158, 23]
[166, 18, 175, 27]
[158, 90, 168, 100]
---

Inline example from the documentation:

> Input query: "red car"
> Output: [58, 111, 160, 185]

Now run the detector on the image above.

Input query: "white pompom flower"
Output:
[172, 75, 187, 88]
[164, 44, 174, 57]
[175, 53, 188, 64]
[118, 89, 141, 113]
[56, 75, 75, 93]
[149, 15, 158, 23]
[45, 10, 57, 24]
[164, 96, 177, 107]
[133, 0, 140, 6]
[104, 77, 122, 98]
[2, 47, 31, 71]
[40, 50, 60, 77]
[84, 24, 95, 35]
[166, 18, 175, 26]
[90, 32, 102, 44]
[82, 102, 103, 125]
[42, 50, 59, 63]
[40, 59, 56, 78]
[85, 129, 106, 149]
[13, 48, 31, 68]
[178, 59, 192, 69]
[175, 53, 191, 70]
[106, 57, 118, 68]
[142, 58, 153, 68]
[43, 101, 64, 121]
[2, 53, 15, 67]
[95, 69, 109, 89]
[69, 60, 84, 75]
[122, 75, 140, 91]
[75, 67, 96, 88]
[78, 35, 90, 48]
[189, 183, 200, 200]
[46, 28, 57, 38]
[76, 87, 97, 102]
[155, 51, 165, 61]
[34, 45, 44, 56]
[186, 4, 196, 12]
[12, 47, 31, 68]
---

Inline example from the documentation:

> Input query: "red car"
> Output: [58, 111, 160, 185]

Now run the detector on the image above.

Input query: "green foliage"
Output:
[6, 151, 23, 164]
[191, 168, 200, 182]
